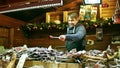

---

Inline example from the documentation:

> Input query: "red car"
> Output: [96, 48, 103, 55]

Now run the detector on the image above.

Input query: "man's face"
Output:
[68, 17, 78, 27]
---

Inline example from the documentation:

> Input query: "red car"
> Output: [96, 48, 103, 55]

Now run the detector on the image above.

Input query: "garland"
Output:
[21, 18, 113, 38]
[21, 22, 68, 38]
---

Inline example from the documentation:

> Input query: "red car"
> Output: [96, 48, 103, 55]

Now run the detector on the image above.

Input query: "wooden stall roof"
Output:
[0, 14, 25, 28]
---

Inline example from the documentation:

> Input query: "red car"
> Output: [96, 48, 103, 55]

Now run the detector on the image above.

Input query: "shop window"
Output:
[46, 11, 63, 24]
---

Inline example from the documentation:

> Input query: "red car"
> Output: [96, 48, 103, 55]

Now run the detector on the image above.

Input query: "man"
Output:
[59, 12, 86, 52]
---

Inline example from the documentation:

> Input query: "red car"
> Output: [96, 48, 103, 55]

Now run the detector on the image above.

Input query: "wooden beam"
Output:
[0, 14, 26, 28]
[56, 0, 82, 11]
[30, 0, 82, 23]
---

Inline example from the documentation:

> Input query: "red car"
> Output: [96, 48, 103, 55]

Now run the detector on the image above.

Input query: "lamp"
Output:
[83, 0, 102, 5]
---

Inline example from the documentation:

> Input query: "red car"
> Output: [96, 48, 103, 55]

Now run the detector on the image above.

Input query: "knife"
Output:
[49, 35, 59, 39]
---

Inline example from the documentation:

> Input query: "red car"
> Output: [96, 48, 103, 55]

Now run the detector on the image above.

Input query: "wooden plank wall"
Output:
[13, 29, 66, 49]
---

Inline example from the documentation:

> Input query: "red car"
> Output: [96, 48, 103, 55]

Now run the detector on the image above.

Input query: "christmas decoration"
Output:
[21, 18, 113, 38]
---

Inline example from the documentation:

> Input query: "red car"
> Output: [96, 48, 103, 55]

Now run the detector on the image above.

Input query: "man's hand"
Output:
[59, 35, 66, 41]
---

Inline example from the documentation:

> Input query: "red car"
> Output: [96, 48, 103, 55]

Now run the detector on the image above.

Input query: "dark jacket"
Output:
[65, 23, 86, 52]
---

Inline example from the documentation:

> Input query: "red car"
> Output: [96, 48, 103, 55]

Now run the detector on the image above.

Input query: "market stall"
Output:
[0, 44, 120, 68]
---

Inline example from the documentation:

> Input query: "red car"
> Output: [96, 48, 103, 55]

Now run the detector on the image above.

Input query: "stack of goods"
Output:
[81, 45, 118, 62]
[27, 47, 63, 61]
[56, 49, 86, 63]
[12, 46, 65, 62]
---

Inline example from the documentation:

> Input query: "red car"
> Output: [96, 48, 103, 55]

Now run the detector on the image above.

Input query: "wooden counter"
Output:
[20, 61, 82, 68]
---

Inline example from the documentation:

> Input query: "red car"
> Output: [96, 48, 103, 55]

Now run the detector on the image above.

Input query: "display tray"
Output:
[23, 60, 82, 68]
